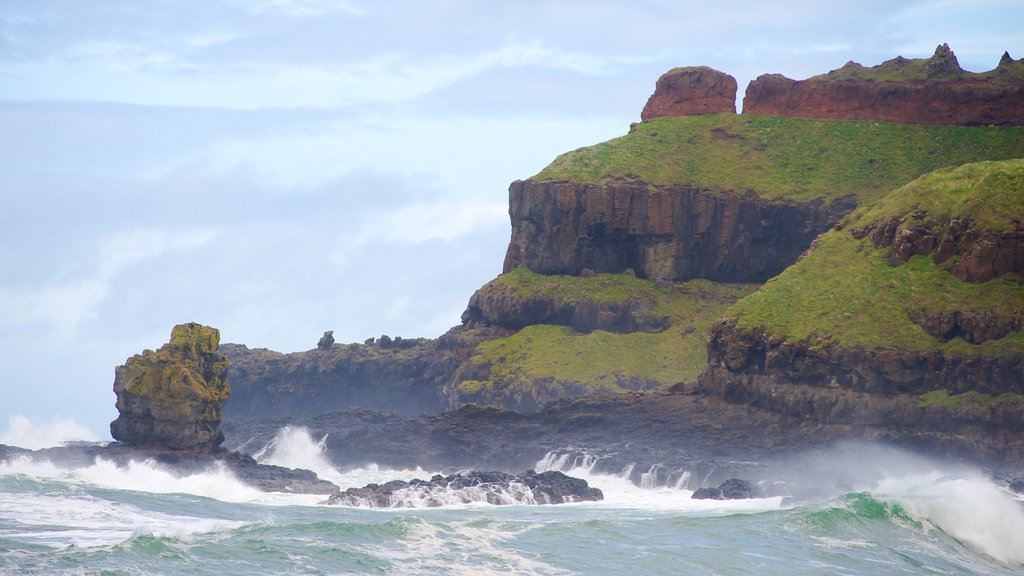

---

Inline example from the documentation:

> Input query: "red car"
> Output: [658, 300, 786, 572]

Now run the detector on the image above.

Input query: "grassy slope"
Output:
[811, 54, 1024, 84]
[727, 159, 1024, 355]
[534, 114, 1024, 203]
[459, 270, 757, 399]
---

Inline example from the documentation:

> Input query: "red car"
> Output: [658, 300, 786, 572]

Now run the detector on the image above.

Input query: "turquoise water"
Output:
[2, 434, 1023, 575]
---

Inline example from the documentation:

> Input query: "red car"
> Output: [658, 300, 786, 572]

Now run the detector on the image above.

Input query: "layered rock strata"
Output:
[640, 66, 737, 120]
[110, 323, 229, 450]
[743, 45, 1024, 126]
[502, 179, 854, 282]
[697, 319, 1024, 464]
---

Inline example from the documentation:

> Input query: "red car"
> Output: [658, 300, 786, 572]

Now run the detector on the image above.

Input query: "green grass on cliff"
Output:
[458, 271, 757, 404]
[727, 160, 1024, 353]
[849, 158, 1024, 232]
[533, 114, 1024, 203]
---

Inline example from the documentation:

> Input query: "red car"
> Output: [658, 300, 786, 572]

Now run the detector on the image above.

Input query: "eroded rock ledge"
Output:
[502, 179, 854, 282]
[640, 66, 737, 121]
[696, 319, 1024, 464]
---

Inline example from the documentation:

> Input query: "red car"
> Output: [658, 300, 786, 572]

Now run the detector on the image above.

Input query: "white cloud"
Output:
[0, 228, 216, 336]
[230, 0, 365, 17]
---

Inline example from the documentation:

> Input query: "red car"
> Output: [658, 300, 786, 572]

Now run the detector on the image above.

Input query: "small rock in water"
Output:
[692, 478, 758, 500]
[323, 470, 603, 508]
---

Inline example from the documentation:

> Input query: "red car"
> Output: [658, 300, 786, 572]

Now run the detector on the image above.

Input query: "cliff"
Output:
[221, 329, 493, 419]
[110, 323, 230, 450]
[697, 159, 1024, 464]
[743, 44, 1024, 125]
[640, 67, 737, 120]
[509, 114, 1024, 281]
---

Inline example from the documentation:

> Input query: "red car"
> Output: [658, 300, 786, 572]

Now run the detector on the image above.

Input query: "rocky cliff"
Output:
[502, 179, 851, 282]
[110, 323, 230, 450]
[697, 160, 1024, 464]
[743, 44, 1024, 125]
[640, 66, 737, 121]
[221, 329, 496, 419]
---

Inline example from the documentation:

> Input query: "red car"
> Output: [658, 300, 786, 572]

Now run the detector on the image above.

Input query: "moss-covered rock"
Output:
[110, 323, 230, 450]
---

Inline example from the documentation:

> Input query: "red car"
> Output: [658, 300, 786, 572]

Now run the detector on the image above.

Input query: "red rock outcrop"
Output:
[743, 44, 1024, 125]
[640, 66, 737, 121]
[501, 179, 855, 283]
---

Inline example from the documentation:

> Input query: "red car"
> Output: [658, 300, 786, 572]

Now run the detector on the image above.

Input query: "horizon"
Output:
[2, 0, 1023, 442]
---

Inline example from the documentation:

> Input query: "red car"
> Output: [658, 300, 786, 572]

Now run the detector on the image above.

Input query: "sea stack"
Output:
[110, 323, 230, 450]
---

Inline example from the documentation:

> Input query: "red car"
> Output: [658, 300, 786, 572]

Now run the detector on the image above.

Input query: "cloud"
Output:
[227, 0, 365, 17]
[0, 228, 216, 336]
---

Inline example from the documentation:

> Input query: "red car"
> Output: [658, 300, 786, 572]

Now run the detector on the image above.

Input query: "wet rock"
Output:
[692, 478, 758, 500]
[323, 470, 603, 507]
[110, 323, 229, 451]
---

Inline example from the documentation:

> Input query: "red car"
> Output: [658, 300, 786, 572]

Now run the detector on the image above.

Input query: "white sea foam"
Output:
[0, 455, 320, 506]
[874, 471, 1024, 565]
[254, 425, 435, 490]
[0, 488, 246, 548]
[534, 450, 785, 513]
[371, 517, 574, 576]
[0, 414, 98, 449]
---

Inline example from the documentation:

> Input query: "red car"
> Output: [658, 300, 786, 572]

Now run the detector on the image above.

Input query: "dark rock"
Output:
[110, 323, 229, 451]
[323, 469, 602, 507]
[692, 478, 758, 500]
[317, 331, 335, 350]
[15, 443, 338, 495]
[502, 179, 855, 282]
[641, 67, 737, 121]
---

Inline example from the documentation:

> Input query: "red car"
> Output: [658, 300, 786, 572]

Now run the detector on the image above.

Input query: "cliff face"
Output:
[743, 45, 1024, 126]
[696, 160, 1024, 464]
[640, 67, 736, 121]
[502, 179, 854, 282]
[110, 323, 229, 450]
[221, 329, 494, 420]
[698, 320, 1024, 464]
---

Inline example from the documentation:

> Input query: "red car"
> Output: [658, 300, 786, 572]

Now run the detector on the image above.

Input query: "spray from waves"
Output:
[253, 425, 437, 491]
[872, 471, 1024, 565]
[534, 450, 784, 513]
[0, 455, 318, 506]
[0, 487, 247, 548]
[0, 414, 98, 449]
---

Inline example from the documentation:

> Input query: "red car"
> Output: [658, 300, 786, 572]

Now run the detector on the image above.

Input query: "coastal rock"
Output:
[317, 331, 335, 350]
[696, 319, 1024, 464]
[856, 217, 1024, 283]
[692, 478, 758, 500]
[502, 179, 854, 282]
[323, 470, 603, 507]
[641, 66, 737, 121]
[110, 323, 229, 450]
[461, 278, 669, 333]
[221, 327, 497, 420]
[743, 45, 1024, 126]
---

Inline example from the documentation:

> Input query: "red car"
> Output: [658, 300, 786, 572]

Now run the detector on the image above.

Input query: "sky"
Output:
[1, 0, 1022, 443]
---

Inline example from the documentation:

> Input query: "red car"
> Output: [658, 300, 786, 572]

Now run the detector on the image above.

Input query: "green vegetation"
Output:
[849, 159, 1024, 232]
[728, 160, 1024, 353]
[458, 271, 757, 405]
[918, 390, 1024, 411]
[533, 114, 1024, 203]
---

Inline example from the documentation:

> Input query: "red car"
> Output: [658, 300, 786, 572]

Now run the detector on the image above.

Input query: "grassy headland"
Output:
[726, 159, 1024, 354]
[534, 114, 1024, 203]
[457, 270, 757, 404]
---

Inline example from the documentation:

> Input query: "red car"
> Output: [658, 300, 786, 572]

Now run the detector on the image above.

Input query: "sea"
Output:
[2, 425, 1023, 575]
